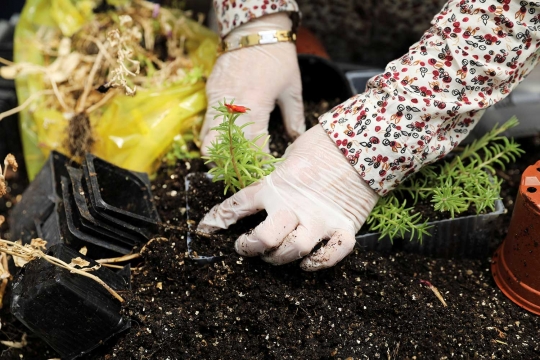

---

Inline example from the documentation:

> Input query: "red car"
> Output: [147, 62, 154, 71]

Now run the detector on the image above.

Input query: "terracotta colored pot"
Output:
[295, 26, 330, 59]
[492, 160, 540, 315]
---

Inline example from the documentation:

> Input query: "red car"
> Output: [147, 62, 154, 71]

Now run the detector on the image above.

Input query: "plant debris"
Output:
[0, 0, 208, 158]
[419, 279, 448, 307]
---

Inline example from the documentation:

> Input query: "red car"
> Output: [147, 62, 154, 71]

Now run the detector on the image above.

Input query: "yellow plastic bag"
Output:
[12, 0, 217, 179]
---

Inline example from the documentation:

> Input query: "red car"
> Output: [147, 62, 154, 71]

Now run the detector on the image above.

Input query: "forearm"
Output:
[320, 0, 540, 195]
[213, 0, 299, 38]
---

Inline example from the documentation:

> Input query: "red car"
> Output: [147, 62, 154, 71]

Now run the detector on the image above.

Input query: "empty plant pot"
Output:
[67, 166, 141, 248]
[80, 162, 153, 240]
[84, 154, 160, 228]
[60, 176, 133, 257]
[11, 244, 130, 359]
[492, 160, 540, 315]
[10, 151, 75, 243]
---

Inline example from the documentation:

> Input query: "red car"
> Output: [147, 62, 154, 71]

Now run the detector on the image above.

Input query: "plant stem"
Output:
[228, 114, 245, 190]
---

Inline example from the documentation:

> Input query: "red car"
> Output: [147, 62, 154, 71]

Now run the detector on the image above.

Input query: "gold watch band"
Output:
[219, 30, 296, 54]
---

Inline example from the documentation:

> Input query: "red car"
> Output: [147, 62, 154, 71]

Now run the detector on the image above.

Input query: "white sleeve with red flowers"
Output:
[319, 0, 540, 196]
[213, 0, 299, 38]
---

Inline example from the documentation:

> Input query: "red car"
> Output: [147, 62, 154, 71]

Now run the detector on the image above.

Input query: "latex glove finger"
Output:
[277, 66, 305, 139]
[197, 183, 263, 233]
[235, 209, 299, 257]
[300, 230, 356, 271]
[261, 225, 322, 265]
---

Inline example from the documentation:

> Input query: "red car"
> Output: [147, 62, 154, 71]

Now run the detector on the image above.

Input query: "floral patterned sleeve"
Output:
[213, 0, 299, 38]
[319, 0, 540, 196]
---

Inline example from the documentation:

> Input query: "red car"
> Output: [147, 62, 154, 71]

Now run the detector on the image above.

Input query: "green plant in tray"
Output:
[368, 116, 524, 242]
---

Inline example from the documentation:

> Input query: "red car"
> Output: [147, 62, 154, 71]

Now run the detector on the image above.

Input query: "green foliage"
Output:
[202, 100, 281, 194]
[368, 117, 524, 243]
[366, 196, 431, 243]
[165, 133, 200, 165]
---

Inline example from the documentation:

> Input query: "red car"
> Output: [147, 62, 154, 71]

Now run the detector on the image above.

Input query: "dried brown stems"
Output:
[0, 237, 124, 302]
[0, 154, 18, 198]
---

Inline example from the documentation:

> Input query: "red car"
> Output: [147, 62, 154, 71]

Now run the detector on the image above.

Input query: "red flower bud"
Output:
[225, 103, 250, 113]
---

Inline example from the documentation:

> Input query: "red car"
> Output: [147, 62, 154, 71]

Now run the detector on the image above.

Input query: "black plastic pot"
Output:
[67, 166, 142, 247]
[60, 176, 133, 257]
[11, 152, 160, 257]
[9, 151, 75, 243]
[85, 154, 159, 227]
[11, 244, 130, 360]
[81, 156, 158, 239]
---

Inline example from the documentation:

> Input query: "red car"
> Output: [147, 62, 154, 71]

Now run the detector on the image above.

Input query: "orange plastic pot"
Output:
[492, 160, 540, 315]
[295, 27, 330, 59]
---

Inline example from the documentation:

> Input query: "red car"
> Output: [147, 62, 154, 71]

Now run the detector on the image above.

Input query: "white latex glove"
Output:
[197, 125, 380, 271]
[200, 13, 305, 155]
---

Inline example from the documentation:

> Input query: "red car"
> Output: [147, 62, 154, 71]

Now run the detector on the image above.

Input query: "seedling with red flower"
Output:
[203, 100, 281, 194]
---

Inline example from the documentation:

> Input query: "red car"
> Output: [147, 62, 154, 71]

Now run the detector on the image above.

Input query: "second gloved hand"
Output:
[197, 125, 380, 271]
[200, 13, 305, 155]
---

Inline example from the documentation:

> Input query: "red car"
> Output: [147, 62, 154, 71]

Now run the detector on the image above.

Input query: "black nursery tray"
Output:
[81, 161, 155, 240]
[11, 244, 130, 360]
[356, 198, 505, 259]
[9, 151, 75, 243]
[67, 166, 141, 247]
[10, 151, 162, 258]
[61, 177, 133, 257]
[84, 154, 160, 227]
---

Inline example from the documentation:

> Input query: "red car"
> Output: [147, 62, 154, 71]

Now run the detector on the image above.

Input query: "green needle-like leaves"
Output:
[368, 117, 524, 242]
[202, 100, 281, 194]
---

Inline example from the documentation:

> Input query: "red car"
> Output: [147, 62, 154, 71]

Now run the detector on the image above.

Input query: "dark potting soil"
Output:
[0, 131, 539, 358]
[97, 134, 540, 359]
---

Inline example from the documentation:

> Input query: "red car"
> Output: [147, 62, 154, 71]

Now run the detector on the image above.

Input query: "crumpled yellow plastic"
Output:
[13, 0, 217, 179]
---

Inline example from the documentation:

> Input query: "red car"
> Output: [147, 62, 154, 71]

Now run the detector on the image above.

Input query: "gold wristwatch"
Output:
[219, 30, 296, 54]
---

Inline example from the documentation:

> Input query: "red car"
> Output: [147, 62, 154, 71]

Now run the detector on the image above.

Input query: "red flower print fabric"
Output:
[319, 0, 540, 195]
[214, 0, 299, 37]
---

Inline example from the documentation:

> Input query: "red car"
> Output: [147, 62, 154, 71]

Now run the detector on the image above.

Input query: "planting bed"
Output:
[0, 129, 540, 358]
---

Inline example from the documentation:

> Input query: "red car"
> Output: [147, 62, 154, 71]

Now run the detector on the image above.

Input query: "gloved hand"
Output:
[197, 125, 380, 271]
[200, 13, 305, 155]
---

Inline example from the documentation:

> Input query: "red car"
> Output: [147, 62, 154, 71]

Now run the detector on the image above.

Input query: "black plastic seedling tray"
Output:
[11, 244, 130, 359]
[67, 166, 141, 247]
[356, 198, 505, 258]
[84, 154, 160, 227]
[61, 177, 133, 257]
[81, 162, 155, 240]
[9, 151, 75, 243]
